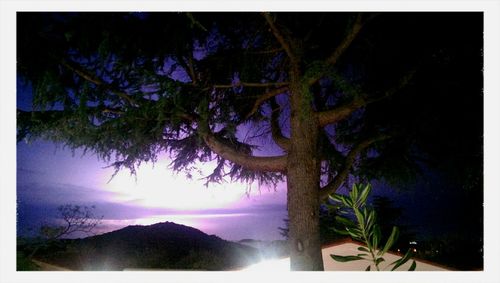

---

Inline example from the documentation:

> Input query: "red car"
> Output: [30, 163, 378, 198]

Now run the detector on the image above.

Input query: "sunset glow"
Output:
[102, 159, 252, 210]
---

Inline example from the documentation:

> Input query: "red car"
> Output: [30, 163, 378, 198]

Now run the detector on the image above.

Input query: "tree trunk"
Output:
[286, 75, 324, 271]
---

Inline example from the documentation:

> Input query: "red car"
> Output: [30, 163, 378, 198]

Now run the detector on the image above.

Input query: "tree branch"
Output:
[60, 59, 138, 107]
[316, 96, 366, 127]
[262, 12, 299, 65]
[213, 81, 289, 89]
[316, 69, 417, 127]
[270, 97, 290, 151]
[318, 134, 391, 201]
[245, 47, 284, 54]
[197, 104, 287, 172]
[101, 107, 125, 115]
[326, 13, 364, 66]
[201, 133, 287, 172]
[365, 68, 417, 105]
[187, 55, 198, 85]
[307, 13, 364, 86]
[176, 54, 198, 85]
[245, 86, 289, 119]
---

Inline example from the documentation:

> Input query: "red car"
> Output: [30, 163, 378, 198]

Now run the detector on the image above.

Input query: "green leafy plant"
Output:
[328, 183, 416, 271]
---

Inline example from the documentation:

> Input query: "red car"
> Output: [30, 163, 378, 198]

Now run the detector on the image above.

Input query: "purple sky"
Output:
[16, 76, 289, 241]
[17, 139, 289, 241]
[17, 136, 467, 242]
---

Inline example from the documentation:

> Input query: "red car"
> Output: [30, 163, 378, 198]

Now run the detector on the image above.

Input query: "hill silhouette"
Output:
[32, 221, 262, 270]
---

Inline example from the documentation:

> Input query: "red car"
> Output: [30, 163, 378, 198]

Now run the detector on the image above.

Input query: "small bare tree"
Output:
[28, 205, 103, 260]
[40, 204, 103, 240]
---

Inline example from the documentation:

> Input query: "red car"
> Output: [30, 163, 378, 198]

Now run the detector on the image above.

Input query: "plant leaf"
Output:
[351, 184, 358, 199]
[364, 210, 375, 233]
[408, 260, 417, 271]
[338, 210, 350, 215]
[330, 194, 352, 207]
[366, 209, 376, 229]
[358, 246, 370, 252]
[372, 225, 381, 251]
[345, 196, 354, 207]
[379, 226, 399, 256]
[323, 203, 336, 210]
[375, 257, 385, 265]
[330, 254, 364, 262]
[354, 208, 365, 227]
[365, 265, 371, 271]
[335, 216, 356, 228]
[329, 194, 342, 203]
[347, 228, 362, 239]
[359, 184, 372, 206]
[391, 249, 413, 271]
[332, 226, 350, 235]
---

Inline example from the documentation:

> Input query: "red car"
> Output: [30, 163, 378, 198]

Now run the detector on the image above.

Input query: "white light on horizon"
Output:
[98, 212, 253, 231]
[242, 258, 290, 272]
[101, 159, 256, 210]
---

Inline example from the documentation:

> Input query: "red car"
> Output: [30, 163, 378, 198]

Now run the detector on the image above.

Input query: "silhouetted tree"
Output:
[40, 204, 103, 240]
[17, 12, 482, 270]
[28, 204, 102, 259]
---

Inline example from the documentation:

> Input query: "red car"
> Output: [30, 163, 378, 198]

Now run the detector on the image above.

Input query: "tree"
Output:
[278, 207, 345, 244]
[17, 12, 482, 270]
[28, 204, 102, 259]
[40, 204, 103, 240]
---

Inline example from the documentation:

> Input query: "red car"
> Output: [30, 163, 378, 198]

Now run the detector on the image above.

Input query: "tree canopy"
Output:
[17, 12, 483, 270]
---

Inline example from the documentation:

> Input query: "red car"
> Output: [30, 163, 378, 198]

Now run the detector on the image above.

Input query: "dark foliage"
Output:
[16, 12, 483, 191]
[17, 12, 483, 270]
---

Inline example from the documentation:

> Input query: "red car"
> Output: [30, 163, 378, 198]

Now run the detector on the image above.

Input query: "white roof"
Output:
[243, 240, 450, 271]
[322, 241, 449, 271]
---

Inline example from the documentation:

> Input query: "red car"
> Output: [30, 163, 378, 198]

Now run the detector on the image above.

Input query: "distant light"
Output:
[413, 248, 417, 252]
[103, 159, 250, 210]
[409, 241, 417, 245]
[397, 249, 401, 252]
[242, 258, 290, 272]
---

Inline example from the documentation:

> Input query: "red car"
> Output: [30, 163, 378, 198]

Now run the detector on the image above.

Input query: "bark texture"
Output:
[286, 72, 324, 271]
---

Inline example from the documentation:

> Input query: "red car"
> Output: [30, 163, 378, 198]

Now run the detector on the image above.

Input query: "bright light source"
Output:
[242, 258, 290, 272]
[102, 159, 249, 210]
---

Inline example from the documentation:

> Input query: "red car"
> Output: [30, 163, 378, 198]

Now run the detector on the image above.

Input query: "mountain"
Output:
[32, 221, 262, 271]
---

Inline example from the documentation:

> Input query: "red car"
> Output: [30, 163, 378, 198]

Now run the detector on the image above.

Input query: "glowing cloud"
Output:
[101, 158, 254, 210]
